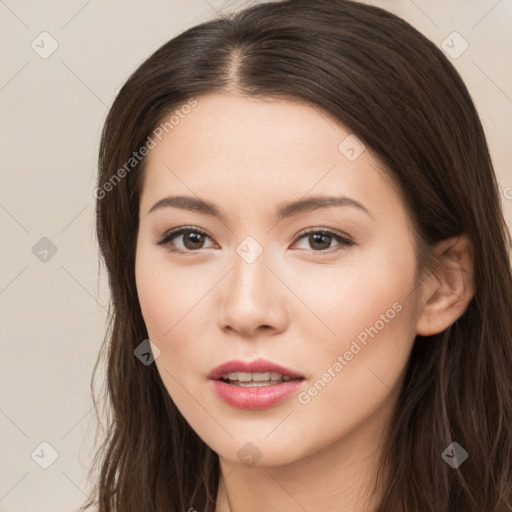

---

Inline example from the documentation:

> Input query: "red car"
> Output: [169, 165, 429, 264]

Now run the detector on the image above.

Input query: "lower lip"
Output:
[210, 379, 305, 410]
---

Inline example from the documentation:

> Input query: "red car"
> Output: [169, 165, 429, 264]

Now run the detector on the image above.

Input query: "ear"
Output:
[416, 234, 475, 336]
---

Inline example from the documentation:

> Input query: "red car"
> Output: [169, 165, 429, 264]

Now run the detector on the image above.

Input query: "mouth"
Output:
[208, 358, 306, 387]
[208, 359, 306, 410]
[217, 371, 305, 387]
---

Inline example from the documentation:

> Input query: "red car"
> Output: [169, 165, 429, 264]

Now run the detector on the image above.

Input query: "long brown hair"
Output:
[80, 1, 512, 510]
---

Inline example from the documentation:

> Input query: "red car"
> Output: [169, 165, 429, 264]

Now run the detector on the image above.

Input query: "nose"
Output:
[217, 249, 288, 338]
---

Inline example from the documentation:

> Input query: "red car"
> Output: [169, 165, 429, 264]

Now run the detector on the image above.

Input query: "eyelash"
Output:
[155, 225, 355, 254]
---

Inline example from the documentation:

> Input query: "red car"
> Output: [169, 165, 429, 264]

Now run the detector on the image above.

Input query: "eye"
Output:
[292, 228, 355, 253]
[155, 226, 355, 254]
[155, 226, 216, 253]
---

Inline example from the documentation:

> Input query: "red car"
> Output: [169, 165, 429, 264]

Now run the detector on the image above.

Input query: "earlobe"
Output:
[416, 235, 475, 337]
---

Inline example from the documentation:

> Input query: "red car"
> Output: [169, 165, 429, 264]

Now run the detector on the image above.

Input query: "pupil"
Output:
[184, 231, 204, 249]
[310, 233, 331, 250]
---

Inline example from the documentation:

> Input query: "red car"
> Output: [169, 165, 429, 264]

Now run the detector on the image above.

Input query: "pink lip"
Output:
[210, 379, 304, 410]
[208, 358, 305, 410]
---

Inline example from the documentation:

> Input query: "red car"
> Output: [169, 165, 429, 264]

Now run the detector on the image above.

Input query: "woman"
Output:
[81, 0, 512, 510]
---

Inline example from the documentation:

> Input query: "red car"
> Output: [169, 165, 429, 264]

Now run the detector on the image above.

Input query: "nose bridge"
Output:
[218, 241, 286, 335]
[229, 244, 271, 312]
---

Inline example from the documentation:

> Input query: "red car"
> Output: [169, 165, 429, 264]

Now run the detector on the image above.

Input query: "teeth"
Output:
[234, 381, 282, 387]
[252, 372, 270, 381]
[221, 371, 294, 383]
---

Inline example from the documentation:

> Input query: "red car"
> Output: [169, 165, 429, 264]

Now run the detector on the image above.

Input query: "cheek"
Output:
[297, 305, 413, 455]
[292, 240, 417, 348]
[135, 245, 206, 339]
[293, 242, 418, 403]
[135, 249, 206, 415]
[135, 251, 169, 338]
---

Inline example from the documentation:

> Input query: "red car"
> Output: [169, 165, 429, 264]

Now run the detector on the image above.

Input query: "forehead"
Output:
[147, 93, 345, 165]
[140, 93, 406, 224]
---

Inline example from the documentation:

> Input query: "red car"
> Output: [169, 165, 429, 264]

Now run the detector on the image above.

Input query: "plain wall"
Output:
[0, 1, 510, 510]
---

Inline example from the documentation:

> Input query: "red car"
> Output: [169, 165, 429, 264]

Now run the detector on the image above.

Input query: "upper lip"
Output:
[208, 358, 305, 380]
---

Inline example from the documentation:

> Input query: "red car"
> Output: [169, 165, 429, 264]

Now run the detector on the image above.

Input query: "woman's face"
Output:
[135, 92, 423, 467]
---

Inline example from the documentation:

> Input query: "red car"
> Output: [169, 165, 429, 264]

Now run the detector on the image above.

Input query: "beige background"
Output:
[0, 0, 510, 511]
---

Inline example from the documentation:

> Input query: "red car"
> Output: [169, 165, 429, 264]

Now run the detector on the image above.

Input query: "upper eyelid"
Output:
[159, 226, 348, 240]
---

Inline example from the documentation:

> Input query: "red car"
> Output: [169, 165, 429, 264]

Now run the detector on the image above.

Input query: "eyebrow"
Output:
[147, 194, 373, 220]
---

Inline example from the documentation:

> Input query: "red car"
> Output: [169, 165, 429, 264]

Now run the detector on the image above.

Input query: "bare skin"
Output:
[134, 92, 474, 512]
